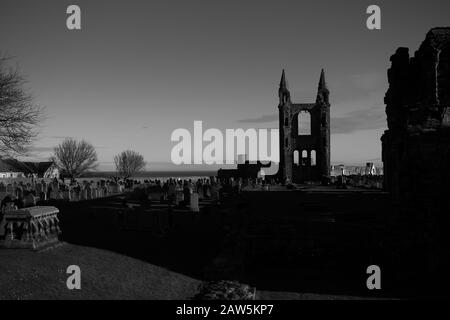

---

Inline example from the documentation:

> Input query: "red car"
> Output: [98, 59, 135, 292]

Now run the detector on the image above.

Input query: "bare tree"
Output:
[52, 138, 98, 178]
[0, 56, 43, 156]
[114, 150, 146, 179]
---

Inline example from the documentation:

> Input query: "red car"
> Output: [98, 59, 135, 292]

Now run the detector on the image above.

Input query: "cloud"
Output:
[28, 145, 107, 156]
[28, 146, 54, 153]
[331, 104, 386, 134]
[366, 157, 382, 162]
[238, 114, 278, 123]
[236, 104, 386, 134]
[349, 72, 386, 92]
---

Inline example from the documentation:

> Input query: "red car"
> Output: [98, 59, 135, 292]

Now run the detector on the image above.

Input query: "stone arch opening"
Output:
[311, 150, 316, 166]
[301, 150, 308, 166]
[298, 111, 311, 135]
[293, 150, 300, 165]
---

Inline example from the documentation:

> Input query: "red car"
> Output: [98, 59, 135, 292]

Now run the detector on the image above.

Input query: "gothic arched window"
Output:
[311, 150, 316, 166]
[293, 150, 299, 165]
[298, 111, 311, 135]
[301, 150, 308, 166]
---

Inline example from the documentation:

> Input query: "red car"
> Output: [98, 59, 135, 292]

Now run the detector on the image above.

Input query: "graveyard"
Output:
[0, 20, 449, 300]
[0, 178, 431, 299]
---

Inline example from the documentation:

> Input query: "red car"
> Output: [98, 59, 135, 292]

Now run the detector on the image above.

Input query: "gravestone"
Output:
[35, 183, 43, 194]
[42, 182, 48, 194]
[39, 192, 47, 201]
[190, 192, 200, 212]
[70, 189, 79, 201]
[80, 189, 87, 201]
[15, 187, 23, 199]
[63, 190, 71, 201]
[175, 190, 184, 206]
[50, 191, 58, 200]
[86, 185, 92, 200]
[23, 193, 37, 207]
[0, 184, 6, 202]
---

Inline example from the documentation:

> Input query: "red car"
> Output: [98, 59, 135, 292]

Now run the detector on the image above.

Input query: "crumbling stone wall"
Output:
[382, 28, 450, 201]
[382, 28, 450, 272]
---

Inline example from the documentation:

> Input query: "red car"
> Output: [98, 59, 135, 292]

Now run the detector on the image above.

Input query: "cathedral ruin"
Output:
[382, 28, 450, 273]
[382, 28, 450, 202]
[278, 69, 331, 183]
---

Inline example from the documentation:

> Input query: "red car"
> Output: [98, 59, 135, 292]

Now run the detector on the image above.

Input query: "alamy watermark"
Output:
[66, 265, 81, 290]
[170, 121, 279, 176]
[65, 5, 380, 31]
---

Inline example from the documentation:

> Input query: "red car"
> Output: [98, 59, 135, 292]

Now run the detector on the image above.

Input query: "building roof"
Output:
[0, 158, 55, 175]
[0, 158, 27, 172]
[22, 162, 55, 175]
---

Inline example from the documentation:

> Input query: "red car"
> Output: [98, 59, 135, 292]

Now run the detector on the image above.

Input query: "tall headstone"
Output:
[80, 189, 88, 201]
[190, 192, 200, 212]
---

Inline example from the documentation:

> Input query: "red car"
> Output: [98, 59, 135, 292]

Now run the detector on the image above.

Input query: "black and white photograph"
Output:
[0, 0, 449, 306]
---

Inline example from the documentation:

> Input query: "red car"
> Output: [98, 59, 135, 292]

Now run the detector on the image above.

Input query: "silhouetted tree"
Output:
[114, 150, 146, 179]
[0, 56, 43, 156]
[52, 138, 98, 178]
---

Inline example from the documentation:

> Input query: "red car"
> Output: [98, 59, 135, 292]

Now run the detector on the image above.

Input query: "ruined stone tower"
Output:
[382, 28, 450, 201]
[278, 69, 331, 183]
[381, 28, 450, 273]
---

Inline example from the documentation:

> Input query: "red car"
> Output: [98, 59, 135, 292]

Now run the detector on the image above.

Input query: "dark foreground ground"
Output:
[0, 244, 200, 299]
[1, 186, 447, 299]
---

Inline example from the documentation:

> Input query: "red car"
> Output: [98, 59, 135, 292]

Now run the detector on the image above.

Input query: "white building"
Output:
[0, 159, 59, 179]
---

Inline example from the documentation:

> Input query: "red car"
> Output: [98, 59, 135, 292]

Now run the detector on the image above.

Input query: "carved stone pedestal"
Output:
[0, 206, 61, 250]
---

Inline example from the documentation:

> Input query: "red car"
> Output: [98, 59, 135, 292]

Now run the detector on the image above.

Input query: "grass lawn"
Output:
[0, 243, 201, 300]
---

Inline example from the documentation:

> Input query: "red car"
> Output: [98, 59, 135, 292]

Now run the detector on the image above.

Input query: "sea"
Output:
[79, 171, 217, 182]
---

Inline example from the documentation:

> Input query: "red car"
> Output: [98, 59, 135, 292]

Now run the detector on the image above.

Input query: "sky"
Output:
[1, 0, 449, 171]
